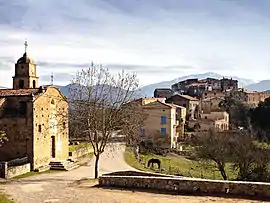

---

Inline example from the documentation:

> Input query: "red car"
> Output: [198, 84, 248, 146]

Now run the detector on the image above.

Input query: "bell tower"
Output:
[13, 40, 39, 89]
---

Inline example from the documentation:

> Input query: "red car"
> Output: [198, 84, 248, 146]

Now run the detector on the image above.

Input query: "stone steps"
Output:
[49, 160, 80, 171]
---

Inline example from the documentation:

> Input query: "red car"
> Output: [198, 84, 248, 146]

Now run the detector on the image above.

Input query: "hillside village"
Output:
[1, 46, 270, 202]
[133, 77, 270, 150]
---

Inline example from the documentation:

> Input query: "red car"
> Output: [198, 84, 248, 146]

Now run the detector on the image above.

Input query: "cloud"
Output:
[0, 0, 270, 87]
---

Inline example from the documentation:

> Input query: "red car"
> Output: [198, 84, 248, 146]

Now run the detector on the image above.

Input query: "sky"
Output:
[0, 0, 270, 87]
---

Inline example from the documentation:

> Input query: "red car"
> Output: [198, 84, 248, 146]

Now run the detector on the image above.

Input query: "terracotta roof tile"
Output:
[173, 94, 199, 101]
[0, 89, 40, 97]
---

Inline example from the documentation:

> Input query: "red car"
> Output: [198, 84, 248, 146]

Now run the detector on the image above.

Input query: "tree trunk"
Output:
[217, 162, 227, 180]
[94, 154, 100, 179]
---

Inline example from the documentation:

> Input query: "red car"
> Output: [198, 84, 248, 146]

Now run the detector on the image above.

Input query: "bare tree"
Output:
[193, 129, 231, 180]
[69, 63, 143, 178]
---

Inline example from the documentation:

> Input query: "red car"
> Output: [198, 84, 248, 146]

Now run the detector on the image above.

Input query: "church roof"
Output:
[17, 53, 35, 64]
[0, 88, 40, 97]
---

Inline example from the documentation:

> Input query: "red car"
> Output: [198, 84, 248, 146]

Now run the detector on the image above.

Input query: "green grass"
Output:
[69, 142, 93, 152]
[124, 149, 237, 180]
[0, 193, 14, 203]
[13, 170, 61, 179]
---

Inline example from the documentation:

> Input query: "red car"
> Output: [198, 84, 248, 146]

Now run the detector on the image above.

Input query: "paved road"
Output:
[2, 142, 135, 203]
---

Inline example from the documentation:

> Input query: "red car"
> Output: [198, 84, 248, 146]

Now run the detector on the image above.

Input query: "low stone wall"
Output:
[69, 147, 93, 160]
[6, 163, 30, 178]
[99, 172, 270, 198]
[105, 170, 181, 177]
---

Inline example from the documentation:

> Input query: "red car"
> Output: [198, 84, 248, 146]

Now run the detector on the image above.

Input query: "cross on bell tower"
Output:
[24, 39, 28, 53]
[12, 40, 39, 89]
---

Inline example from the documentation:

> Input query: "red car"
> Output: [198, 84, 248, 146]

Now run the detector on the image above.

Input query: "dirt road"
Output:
[2, 143, 134, 203]
[0, 143, 262, 203]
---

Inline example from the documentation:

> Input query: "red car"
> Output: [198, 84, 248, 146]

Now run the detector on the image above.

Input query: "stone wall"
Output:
[33, 86, 69, 170]
[0, 162, 30, 178]
[99, 172, 270, 198]
[0, 94, 34, 163]
[7, 163, 30, 178]
[69, 146, 93, 160]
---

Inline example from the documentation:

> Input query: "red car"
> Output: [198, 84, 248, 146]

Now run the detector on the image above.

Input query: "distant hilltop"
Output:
[140, 72, 256, 97]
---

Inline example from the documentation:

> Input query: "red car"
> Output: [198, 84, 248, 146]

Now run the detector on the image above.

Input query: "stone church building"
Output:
[0, 45, 69, 170]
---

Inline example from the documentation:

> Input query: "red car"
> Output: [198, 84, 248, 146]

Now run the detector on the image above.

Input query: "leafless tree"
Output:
[193, 129, 231, 180]
[69, 63, 143, 178]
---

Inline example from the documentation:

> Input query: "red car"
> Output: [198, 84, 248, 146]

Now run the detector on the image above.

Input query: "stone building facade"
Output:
[171, 77, 238, 98]
[189, 111, 229, 132]
[153, 88, 173, 99]
[239, 90, 270, 107]
[141, 100, 186, 148]
[0, 48, 69, 170]
[166, 94, 199, 120]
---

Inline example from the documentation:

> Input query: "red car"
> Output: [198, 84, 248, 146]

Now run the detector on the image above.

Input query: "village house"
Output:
[153, 88, 173, 99]
[239, 90, 270, 107]
[201, 97, 225, 114]
[166, 94, 199, 120]
[141, 100, 186, 148]
[171, 77, 238, 98]
[0, 43, 70, 171]
[189, 111, 229, 132]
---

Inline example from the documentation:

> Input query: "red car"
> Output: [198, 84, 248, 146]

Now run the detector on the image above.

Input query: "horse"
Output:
[147, 158, 161, 169]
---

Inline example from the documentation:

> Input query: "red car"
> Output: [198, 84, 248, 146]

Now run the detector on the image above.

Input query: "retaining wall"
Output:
[69, 147, 93, 160]
[99, 172, 270, 198]
[7, 163, 31, 178]
[0, 162, 30, 178]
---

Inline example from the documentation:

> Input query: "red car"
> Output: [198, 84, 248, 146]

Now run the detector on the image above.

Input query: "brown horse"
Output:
[147, 158, 161, 169]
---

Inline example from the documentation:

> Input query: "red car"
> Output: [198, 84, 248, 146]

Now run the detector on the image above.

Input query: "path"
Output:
[1, 142, 134, 203]
[1, 143, 259, 203]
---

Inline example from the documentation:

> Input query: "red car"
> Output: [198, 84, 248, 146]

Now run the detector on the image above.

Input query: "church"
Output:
[0, 42, 69, 171]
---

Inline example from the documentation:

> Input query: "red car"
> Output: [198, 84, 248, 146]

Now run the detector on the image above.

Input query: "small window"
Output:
[38, 125, 42, 133]
[21, 66, 24, 69]
[51, 99, 55, 105]
[33, 80, 36, 88]
[205, 116, 208, 119]
[161, 116, 167, 124]
[160, 128, 166, 136]
[63, 122, 66, 129]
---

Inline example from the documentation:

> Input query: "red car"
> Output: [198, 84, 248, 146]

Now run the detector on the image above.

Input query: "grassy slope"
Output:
[124, 149, 237, 180]
[69, 142, 93, 152]
[0, 194, 14, 203]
